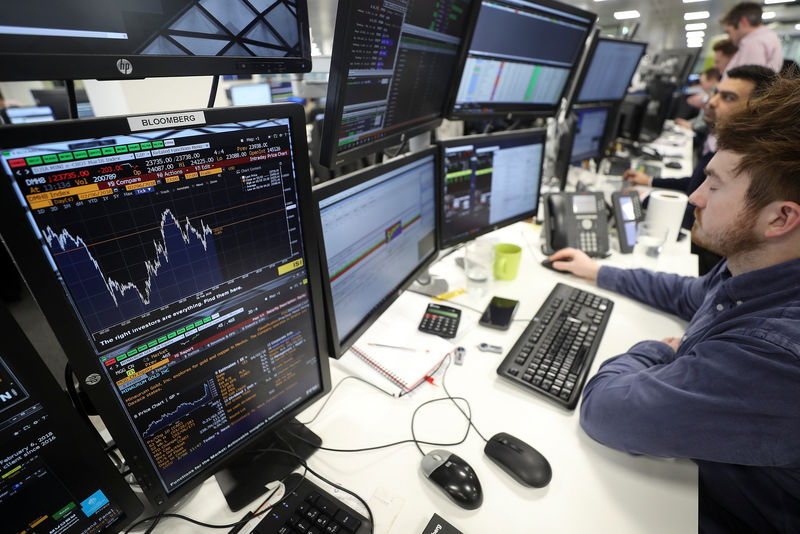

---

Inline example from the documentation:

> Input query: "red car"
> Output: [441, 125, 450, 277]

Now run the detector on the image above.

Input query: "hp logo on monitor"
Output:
[116, 59, 134, 76]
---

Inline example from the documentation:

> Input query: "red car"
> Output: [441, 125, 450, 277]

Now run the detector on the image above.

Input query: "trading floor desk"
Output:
[137, 220, 699, 534]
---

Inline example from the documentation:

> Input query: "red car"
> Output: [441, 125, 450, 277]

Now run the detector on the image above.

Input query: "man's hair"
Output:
[721, 2, 763, 28]
[703, 66, 721, 82]
[712, 39, 738, 57]
[715, 76, 800, 211]
[726, 65, 778, 98]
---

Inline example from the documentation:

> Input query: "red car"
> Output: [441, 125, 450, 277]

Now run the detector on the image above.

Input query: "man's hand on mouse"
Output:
[622, 169, 652, 186]
[547, 248, 601, 281]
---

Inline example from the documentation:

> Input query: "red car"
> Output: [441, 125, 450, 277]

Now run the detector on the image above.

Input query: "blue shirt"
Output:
[580, 259, 800, 532]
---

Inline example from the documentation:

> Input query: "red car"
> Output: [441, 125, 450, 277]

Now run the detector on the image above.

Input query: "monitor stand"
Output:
[408, 269, 449, 297]
[215, 418, 321, 512]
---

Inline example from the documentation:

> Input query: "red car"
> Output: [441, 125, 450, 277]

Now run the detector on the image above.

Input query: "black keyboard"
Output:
[252, 473, 371, 534]
[497, 283, 613, 410]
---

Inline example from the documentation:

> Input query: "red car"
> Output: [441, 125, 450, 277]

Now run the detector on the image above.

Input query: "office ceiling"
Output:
[306, 0, 800, 59]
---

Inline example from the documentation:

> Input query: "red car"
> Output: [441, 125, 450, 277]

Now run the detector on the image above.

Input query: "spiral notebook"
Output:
[349, 334, 454, 395]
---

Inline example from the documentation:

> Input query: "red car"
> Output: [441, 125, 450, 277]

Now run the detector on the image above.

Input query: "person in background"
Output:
[712, 39, 738, 75]
[548, 74, 800, 533]
[623, 65, 777, 274]
[721, 2, 783, 73]
[675, 66, 721, 136]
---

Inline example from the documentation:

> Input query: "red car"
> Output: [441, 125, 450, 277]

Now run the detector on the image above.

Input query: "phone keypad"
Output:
[419, 303, 461, 339]
[579, 231, 598, 253]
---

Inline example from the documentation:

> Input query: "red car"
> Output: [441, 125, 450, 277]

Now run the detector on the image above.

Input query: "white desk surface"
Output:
[135, 219, 699, 534]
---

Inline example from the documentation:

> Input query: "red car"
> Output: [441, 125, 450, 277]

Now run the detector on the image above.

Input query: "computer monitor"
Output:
[573, 37, 647, 105]
[450, 0, 596, 119]
[229, 82, 273, 106]
[570, 105, 612, 163]
[319, 0, 480, 168]
[439, 128, 545, 249]
[640, 79, 677, 141]
[1, 105, 56, 124]
[0, 304, 143, 533]
[617, 93, 648, 141]
[0, 103, 331, 512]
[0, 2, 312, 80]
[31, 88, 94, 120]
[313, 148, 439, 357]
[652, 48, 701, 86]
[270, 81, 296, 103]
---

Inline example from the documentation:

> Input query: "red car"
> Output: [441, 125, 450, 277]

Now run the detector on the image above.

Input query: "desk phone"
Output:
[542, 192, 609, 257]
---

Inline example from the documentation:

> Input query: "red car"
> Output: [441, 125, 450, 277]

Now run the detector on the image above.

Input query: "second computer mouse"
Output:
[420, 449, 483, 510]
[484, 432, 552, 488]
[541, 258, 571, 273]
[665, 161, 682, 169]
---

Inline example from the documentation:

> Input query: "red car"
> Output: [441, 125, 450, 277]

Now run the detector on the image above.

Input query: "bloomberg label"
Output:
[127, 111, 206, 132]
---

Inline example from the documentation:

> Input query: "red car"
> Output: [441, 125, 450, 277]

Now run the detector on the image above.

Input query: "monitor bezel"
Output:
[312, 147, 441, 359]
[437, 127, 547, 249]
[448, 0, 597, 121]
[569, 102, 617, 163]
[0, 4, 312, 81]
[318, 0, 480, 169]
[0, 304, 144, 533]
[571, 36, 648, 107]
[0, 103, 332, 511]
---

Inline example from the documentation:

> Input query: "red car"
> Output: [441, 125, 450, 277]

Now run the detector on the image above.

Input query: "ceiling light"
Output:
[761, 11, 776, 19]
[614, 10, 641, 20]
[795, 23, 800, 30]
[682, 0, 709, 3]
[686, 31, 706, 38]
[685, 22, 708, 30]
[764, 0, 793, 4]
[684, 11, 710, 20]
[687, 41, 704, 48]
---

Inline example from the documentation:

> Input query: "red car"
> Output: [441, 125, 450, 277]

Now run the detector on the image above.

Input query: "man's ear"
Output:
[763, 202, 800, 238]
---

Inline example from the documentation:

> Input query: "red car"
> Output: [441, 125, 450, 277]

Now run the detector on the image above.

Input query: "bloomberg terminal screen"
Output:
[0, 118, 323, 494]
[333, 0, 473, 157]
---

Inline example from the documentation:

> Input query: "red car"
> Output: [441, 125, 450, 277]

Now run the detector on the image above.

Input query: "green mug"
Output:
[494, 243, 522, 280]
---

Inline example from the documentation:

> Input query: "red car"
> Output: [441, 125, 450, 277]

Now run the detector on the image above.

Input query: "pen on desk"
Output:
[367, 342, 416, 351]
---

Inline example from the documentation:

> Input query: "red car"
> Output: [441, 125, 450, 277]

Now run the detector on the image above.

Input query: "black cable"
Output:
[410, 395, 473, 456]
[142, 513, 162, 534]
[383, 139, 408, 159]
[207, 75, 220, 108]
[440, 355, 489, 443]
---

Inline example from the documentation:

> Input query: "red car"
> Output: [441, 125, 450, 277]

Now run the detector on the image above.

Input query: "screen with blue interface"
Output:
[452, 0, 595, 117]
[570, 106, 609, 162]
[440, 129, 545, 248]
[0, 109, 326, 503]
[0, 306, 141, 533]
[317, 153, 437, 353]
[576, 38, 646, 104]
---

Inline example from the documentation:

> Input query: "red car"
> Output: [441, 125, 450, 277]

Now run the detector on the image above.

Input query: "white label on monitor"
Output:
[127, 111, 206, 132]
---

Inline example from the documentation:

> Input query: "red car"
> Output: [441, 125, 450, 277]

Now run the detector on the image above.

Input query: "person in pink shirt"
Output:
[721, 2, 783, 73]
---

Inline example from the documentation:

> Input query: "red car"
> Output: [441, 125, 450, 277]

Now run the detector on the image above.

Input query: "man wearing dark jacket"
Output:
[548, 75, 800, 532]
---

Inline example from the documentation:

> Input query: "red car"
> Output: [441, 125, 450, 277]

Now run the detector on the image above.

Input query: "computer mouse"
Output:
[484, 432, 552, 488]
[541, 258, 570, 272]
[665, 161, 682, 169]
[420, 449, 483, 510]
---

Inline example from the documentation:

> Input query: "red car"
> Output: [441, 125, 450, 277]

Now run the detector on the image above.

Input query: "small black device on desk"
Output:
[611, 191, 644, 253]
[419, 303, 461, 338]
[479, 296, 519, 330]
[250, 473, 370, 533]
[497, 282, 613, 409]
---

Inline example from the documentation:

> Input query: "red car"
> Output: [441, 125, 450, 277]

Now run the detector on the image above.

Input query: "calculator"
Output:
[418, 303, 461, 339]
